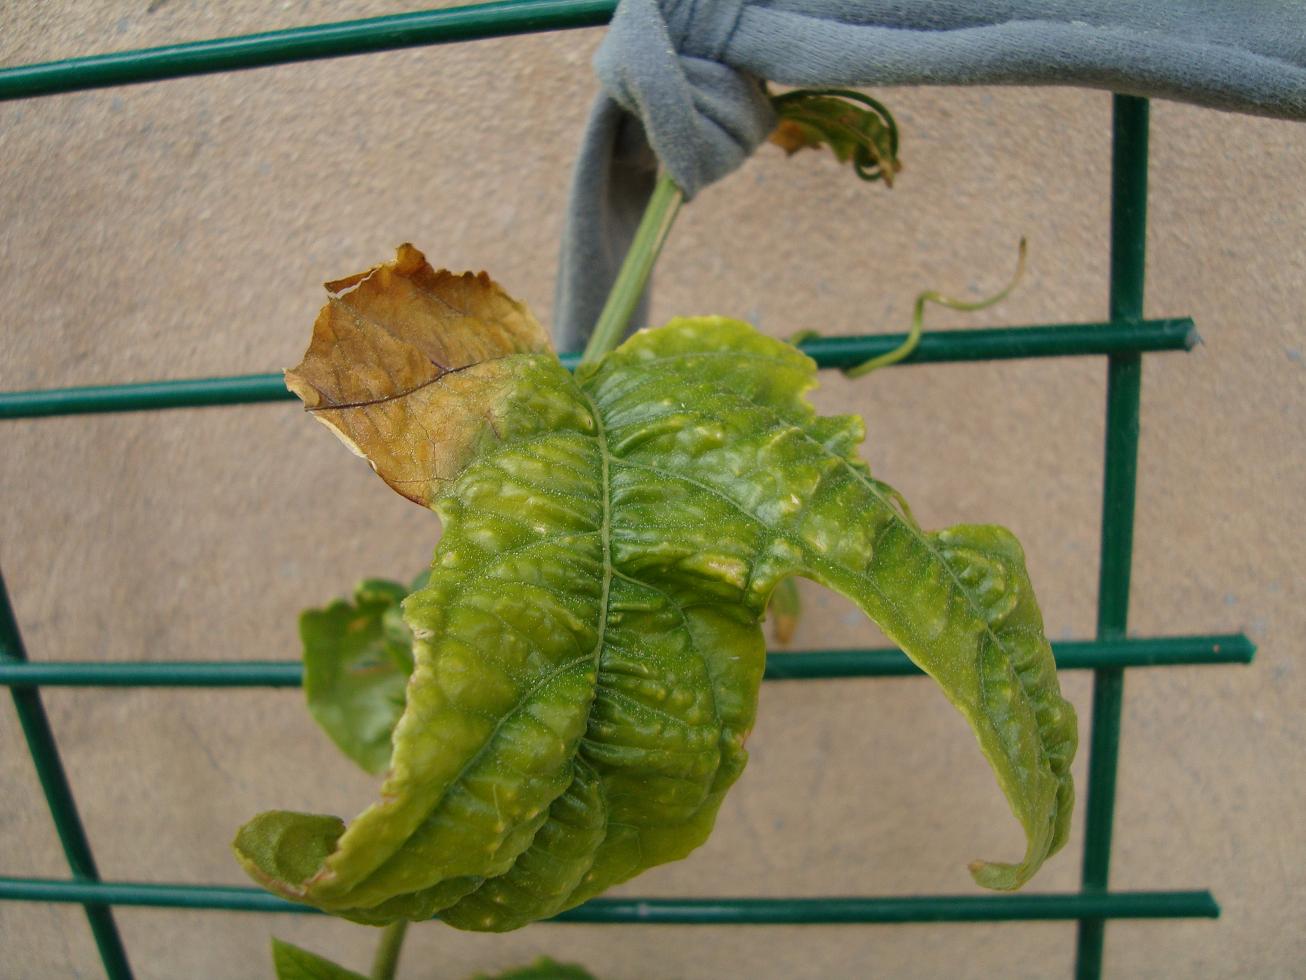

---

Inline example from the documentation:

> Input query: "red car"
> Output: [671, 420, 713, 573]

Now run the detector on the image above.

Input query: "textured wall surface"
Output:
[2, 3, 1303, 978]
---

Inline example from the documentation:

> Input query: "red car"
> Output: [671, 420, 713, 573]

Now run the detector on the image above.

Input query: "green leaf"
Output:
[271, 938, 367, 980]
[302, 579, 413, 774]
[472, 958, 597, 980]
[235, 246, 1076, 930]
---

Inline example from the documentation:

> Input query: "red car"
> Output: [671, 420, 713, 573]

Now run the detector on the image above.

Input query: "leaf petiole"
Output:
[370, 920, 407, 980]
[579, 173, 684, 366]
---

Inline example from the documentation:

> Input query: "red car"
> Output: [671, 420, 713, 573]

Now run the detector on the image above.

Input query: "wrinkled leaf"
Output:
[472, 958, 597, 980]
[271, 938, 367, 980]
[236, 246, 1076, 931]
[302, 579, 413, 774]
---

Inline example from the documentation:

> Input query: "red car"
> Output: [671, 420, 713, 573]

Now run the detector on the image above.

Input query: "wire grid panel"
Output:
[0, 4, 1252, 979]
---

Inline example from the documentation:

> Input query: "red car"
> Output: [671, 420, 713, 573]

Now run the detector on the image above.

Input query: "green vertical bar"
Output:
[0, 571, 133, 980]
[1076, 95, 1149, 980]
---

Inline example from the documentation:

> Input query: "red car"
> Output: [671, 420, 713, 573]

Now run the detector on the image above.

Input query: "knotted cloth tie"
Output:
[552, 0, 1306, 351]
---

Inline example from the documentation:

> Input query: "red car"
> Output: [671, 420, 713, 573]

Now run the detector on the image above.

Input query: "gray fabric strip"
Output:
[553, 0, 1306, 351]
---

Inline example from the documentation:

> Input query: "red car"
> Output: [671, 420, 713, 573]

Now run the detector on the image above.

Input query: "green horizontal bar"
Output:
[0, 634, 1252, 687]
[553, 891, 1220, 925]
[0, 660, 305, 687]
[0, 373, 299, 419]
[0, 319, 1195, 420]
[0, 0, 616, 102]
[764, 634, 1253, 680]
[0, 877, 1219, 922]
[797, 317, 1195, 366]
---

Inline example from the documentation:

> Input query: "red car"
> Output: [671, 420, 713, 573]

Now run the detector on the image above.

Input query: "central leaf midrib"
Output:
[580, 389, 614, 676]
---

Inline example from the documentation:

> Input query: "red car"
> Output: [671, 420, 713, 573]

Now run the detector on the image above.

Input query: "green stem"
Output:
[579, 173, 684, 366]
[844, 238, 1028, 378]
[370, 920, 408, 980]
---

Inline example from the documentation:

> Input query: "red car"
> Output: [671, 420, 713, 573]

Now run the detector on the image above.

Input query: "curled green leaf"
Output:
[302, 579, 413, 775]
[235, 247, 1076, 930]
[770, 88, 901, 184]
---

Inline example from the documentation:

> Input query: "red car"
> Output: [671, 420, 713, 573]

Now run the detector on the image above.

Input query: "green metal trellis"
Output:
[0, 4, 1254, 979]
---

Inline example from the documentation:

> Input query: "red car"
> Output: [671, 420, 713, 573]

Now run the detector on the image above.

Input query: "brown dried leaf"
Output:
[769, 118, 814, 156]
[285, 244, 552, 506]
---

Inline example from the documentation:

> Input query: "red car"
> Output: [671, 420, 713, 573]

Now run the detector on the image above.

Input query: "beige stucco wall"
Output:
[2, 4, 1303, 978]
